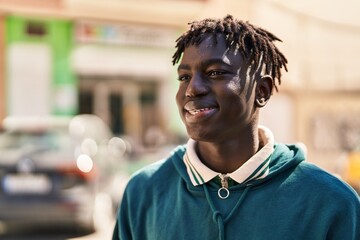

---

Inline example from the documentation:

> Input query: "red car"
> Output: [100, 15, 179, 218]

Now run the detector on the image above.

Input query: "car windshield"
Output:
[0, 130, 74, 152]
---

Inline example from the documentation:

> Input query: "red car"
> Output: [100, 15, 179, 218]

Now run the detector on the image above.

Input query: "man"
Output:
[113, 15, 360, 240]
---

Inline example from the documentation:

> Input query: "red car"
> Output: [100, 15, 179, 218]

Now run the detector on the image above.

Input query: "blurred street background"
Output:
[0, 0, 359, 239]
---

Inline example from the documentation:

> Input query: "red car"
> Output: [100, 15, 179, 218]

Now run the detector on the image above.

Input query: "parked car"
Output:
[0, 114, 122, 233]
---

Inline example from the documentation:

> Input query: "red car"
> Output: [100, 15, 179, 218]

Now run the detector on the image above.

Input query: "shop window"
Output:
[139, 82, 162, 147]
[26, 21, 47, 37]
[110, 93, 124, 135]
[78, 91, 93, 114]
[140, 86, 157, 105]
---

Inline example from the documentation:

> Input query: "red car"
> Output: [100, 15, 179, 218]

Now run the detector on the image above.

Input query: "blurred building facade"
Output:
[0, 0, 359, 172]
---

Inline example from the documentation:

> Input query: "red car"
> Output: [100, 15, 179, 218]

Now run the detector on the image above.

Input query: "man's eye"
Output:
[177, 75, 190, 81]
[208, 70, 226, 77]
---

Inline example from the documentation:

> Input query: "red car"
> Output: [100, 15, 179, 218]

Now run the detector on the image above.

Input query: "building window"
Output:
[26, 21, 47, 37]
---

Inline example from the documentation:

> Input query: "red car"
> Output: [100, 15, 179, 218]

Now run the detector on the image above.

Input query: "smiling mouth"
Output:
[184, 106, 218, 123]
[187, 107, 216, 115]
[183, 100, 218, 122]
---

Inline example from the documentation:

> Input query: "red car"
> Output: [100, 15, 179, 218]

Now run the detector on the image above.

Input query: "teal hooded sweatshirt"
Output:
[113, 143, 360, 240]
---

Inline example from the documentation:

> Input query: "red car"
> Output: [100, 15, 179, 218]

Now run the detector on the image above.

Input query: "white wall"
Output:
[8, 43, 52, 116]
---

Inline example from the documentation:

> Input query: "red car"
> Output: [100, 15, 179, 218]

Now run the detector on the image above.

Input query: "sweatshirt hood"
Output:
[171, 143, 306, 189]
[262, 143, 306, 183]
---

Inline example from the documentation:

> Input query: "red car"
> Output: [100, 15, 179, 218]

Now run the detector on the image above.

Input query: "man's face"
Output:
[176, 34, 258, 142]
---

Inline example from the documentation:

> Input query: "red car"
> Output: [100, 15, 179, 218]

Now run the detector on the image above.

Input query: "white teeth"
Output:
[188, 108, 212, 115]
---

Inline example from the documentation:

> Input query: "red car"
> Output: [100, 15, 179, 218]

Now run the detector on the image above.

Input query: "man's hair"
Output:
[172, 15, 288, 91]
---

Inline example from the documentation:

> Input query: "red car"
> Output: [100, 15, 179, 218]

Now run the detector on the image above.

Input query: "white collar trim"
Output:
[183, 126, 275, 186]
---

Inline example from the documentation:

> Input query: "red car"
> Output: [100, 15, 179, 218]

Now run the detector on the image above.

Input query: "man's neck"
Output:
[196, 129, 260, 173]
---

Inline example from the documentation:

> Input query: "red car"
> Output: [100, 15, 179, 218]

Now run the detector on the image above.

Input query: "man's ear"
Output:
[255, 75, 273, 108]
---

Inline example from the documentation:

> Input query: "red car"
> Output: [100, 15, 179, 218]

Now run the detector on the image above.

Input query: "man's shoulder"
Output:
[296, 161, 359, 201]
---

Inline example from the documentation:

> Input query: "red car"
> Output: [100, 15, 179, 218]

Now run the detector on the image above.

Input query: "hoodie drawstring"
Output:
[203, 184, 250, 240]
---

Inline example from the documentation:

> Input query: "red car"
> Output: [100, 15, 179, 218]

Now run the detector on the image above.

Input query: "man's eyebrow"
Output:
[177, 64, 190, 71]
[202, 58, 231, 67]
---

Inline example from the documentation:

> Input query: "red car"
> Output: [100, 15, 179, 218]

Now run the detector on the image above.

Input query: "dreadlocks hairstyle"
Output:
[172, 14, 288, 91]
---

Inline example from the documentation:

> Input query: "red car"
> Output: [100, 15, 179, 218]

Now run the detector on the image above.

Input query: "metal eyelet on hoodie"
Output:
[218, 174, 230, 199]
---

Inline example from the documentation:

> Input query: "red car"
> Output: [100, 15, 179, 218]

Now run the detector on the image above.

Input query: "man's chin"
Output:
[186, 129, 216, 142]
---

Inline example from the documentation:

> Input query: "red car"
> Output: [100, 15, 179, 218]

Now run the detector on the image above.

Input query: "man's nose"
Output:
[185, 73, 209, 97]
